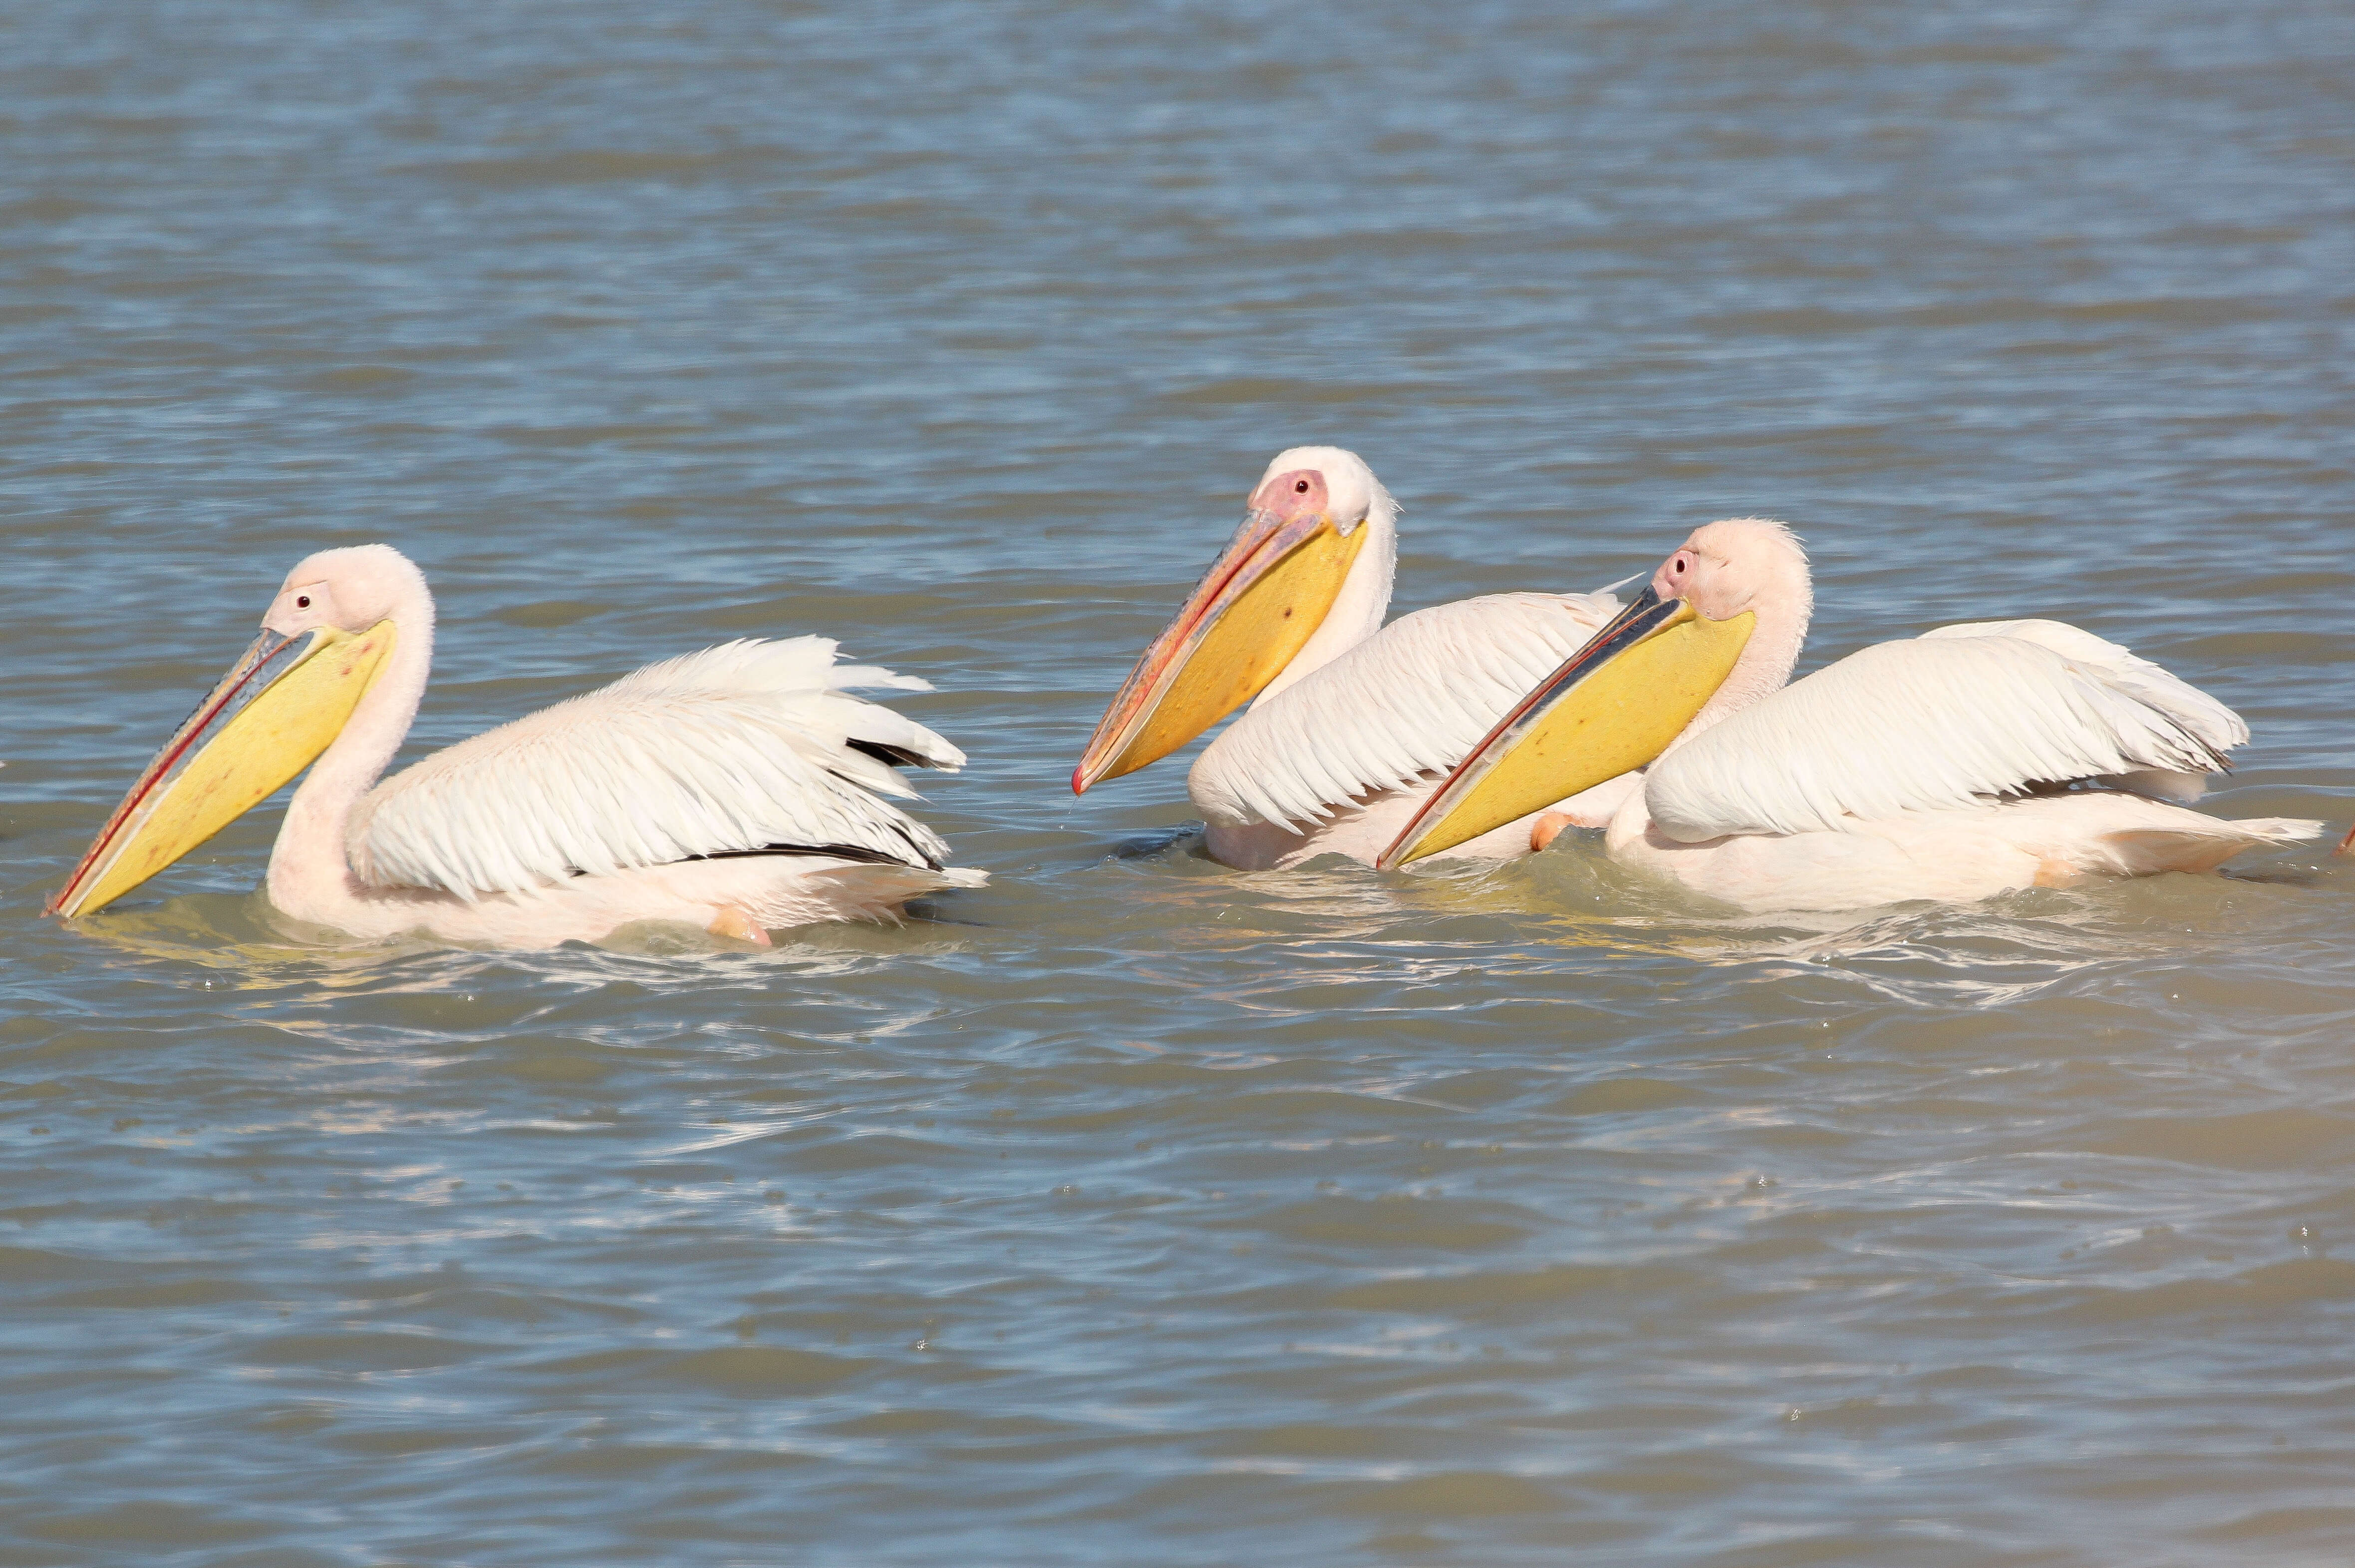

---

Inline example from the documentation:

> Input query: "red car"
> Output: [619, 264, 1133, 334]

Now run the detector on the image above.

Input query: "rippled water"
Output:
[7, 2, 2355, 1563]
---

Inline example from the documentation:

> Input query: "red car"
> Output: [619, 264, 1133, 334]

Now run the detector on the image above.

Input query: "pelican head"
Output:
[48, 545, 420, 919]
[1072, 446, 1393, 793]
[1379, 520, 1809, 868]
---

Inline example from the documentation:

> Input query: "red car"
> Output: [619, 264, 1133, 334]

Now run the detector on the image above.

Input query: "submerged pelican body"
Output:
[1387, 519, 2320, 910]
[1072, 447, 1633, 869]
[49, 545, 982, 948]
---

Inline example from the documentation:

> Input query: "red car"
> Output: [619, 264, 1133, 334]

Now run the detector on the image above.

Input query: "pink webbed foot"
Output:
[707, 906, 772, 946]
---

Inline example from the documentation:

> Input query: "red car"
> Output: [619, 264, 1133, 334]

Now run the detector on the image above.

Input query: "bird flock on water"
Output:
[45, 446, 2339, 950]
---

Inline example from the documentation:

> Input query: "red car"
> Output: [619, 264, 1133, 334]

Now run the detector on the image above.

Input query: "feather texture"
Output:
[1646, 621, 2246, 843]
[348, 637, 965, 898]
[1189, 591, 1622, 829]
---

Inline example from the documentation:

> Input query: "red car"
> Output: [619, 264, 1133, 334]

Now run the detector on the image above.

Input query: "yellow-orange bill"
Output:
[1376, 589, 1755, 868]
[49, 621, 396, 919]
[1072, 507, 1366, 791]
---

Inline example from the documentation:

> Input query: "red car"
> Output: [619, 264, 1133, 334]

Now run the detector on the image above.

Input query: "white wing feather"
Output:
[349, 638, 966, 898]
[1189, 591, 1622, 830]
[1646, 621, 2245, 843]
[1916, 619, 2245, 801]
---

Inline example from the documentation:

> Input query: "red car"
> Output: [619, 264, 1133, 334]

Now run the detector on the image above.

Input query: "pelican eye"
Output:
[1294, 479, 1309, 493]
[296, 595, 311, 608]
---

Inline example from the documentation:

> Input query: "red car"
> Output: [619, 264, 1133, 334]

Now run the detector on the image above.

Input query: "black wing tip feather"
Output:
[682, 840, 941, 873]
[846, 738, 940, 770]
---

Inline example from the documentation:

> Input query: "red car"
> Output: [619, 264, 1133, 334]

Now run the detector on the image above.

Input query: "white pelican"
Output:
[1382, 518, 2322, 909]
[48, 545, 984, 948]
[1071, 446, 1630, 869]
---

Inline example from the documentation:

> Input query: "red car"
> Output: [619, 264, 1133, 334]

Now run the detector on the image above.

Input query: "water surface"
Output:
[5, 1, 2355, 1563]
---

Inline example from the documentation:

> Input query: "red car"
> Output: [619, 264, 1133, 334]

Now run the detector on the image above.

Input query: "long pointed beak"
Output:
[48, 620, 398, 919]
[1072, 505, 1369, 792]
[1376, 587, 1755, 869]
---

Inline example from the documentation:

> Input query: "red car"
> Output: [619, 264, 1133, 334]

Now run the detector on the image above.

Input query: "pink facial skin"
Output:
[1651, 545, 1700, 602]
[1248, 467, 1328, 526]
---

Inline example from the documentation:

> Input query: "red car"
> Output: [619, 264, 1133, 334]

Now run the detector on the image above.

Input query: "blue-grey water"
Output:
[6, 2, 2355, 1564]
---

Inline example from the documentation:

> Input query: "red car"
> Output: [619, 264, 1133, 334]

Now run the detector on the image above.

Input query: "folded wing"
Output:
[1189, 591, 1622, 830]
[1645, 620, 2246, 843]
[349, 638, 966, 899]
